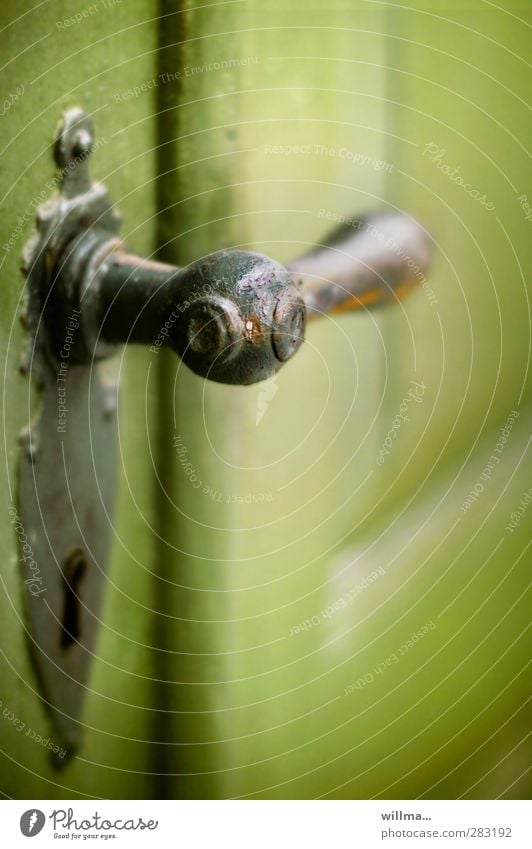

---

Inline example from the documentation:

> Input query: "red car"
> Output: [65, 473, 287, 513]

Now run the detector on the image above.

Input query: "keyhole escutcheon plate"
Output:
[18, 363, 117, 761]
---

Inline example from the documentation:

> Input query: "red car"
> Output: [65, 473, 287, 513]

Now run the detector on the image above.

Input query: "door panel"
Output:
[0, 0, 529, 801]
[152, 0, 531, 798]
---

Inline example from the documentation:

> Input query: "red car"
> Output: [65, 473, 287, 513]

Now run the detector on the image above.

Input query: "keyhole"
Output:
[60, 548, 87, 650]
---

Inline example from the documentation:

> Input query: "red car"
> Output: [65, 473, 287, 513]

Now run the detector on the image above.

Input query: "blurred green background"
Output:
[0, 0, 530, 799]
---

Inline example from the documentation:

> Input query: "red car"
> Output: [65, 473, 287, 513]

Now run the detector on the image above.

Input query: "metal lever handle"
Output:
[25, 109, 432, 386]
[18, 109, 432, 758]
[289, 212, 431, 319]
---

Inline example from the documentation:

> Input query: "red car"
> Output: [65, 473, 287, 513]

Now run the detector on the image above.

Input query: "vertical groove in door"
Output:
[152, 0, 186, 799]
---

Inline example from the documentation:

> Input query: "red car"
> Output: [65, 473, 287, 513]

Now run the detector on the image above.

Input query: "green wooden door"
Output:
[1, 0, 530, 799]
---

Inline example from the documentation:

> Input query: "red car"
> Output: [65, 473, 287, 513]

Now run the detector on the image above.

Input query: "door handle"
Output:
[18, 108, 432, 760]
[30, 108, 431, 386]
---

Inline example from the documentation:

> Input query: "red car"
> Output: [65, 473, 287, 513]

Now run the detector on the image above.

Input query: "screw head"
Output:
[184, 297, 244, 362]
[54, 108, 94, 171]
[271, 289, 306, 362]
[72, 129, 93, 160]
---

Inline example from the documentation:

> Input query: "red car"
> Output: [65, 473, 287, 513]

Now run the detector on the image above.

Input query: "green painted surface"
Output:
[0, 0, 158, 798]
[0, 0, 529, 800]
[153, 0, 531, 799]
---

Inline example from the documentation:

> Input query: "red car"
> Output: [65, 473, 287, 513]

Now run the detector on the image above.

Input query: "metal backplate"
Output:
[18, 108, 119, 762]
[19, 358, 117, 760]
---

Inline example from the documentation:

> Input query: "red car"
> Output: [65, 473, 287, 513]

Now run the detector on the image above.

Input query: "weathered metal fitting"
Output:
[50, 235, 306, 383]
[25, 107, 431, 386]
[165, 249, 306, 384]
